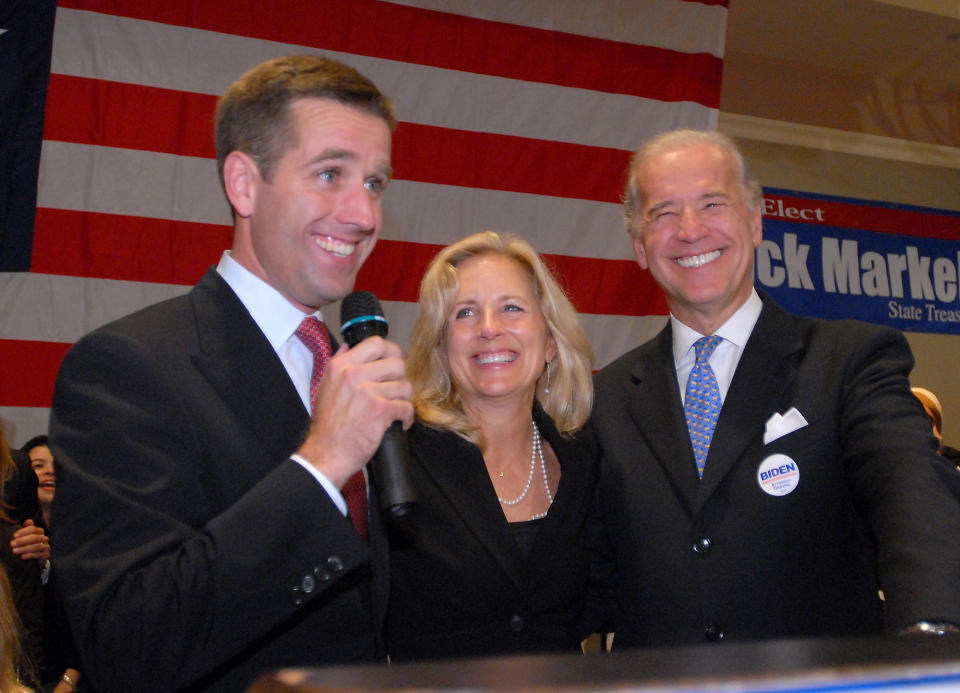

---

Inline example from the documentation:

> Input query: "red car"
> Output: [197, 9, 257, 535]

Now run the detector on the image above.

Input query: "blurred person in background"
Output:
[912, 387, 960, 466]
[20, 436, 80, 693]
[20, 439, 52, 529]
[0, 426, 45, 690]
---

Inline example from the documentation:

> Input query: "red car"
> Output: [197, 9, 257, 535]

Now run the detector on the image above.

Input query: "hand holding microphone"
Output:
[295, 294, 412, 506]
[340, 291, 417, 518]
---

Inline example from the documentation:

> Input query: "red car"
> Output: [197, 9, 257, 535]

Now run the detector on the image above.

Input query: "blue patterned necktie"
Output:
[684, 335, 723, 478]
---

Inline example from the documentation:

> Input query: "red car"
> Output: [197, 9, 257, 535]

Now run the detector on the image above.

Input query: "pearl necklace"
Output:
[497, 421, 554, 519]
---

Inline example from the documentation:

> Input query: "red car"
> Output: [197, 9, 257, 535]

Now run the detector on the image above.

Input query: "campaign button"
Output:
[757, 454, 800, 496]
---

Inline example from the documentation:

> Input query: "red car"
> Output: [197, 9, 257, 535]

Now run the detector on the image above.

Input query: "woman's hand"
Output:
[10, 519, 50, 562]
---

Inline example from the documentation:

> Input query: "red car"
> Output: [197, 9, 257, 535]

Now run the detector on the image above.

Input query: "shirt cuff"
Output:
[289, 454, 348, 516]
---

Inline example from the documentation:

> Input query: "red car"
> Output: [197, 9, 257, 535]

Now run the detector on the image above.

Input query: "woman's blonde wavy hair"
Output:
[0, 566, 32, 692]
[408, 231, 594, 448]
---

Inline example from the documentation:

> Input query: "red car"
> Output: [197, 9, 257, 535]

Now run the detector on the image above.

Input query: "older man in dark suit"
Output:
[49, 55, 412, 692]
[590, 129, 960, 648]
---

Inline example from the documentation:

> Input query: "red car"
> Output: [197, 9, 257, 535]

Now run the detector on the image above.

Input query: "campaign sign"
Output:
[756, 189, 960, 334]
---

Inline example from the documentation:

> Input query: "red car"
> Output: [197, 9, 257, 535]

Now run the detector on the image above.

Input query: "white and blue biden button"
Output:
[757, 454, 799, 496]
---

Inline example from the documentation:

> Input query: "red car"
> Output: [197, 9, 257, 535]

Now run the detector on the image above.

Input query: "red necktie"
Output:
[295, 316, 368, 539]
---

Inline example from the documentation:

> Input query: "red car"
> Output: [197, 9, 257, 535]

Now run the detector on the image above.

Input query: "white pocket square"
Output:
[763, 407, 809, 445]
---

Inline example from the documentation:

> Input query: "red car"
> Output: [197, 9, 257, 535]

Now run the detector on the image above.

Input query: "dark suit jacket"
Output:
[590, 292, 960, 647]
[49, 268, 388, 692]
[386, 404, 597, 660]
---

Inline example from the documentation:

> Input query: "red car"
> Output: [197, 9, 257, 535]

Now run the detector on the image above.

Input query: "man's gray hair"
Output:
[622, 129, 762, 235]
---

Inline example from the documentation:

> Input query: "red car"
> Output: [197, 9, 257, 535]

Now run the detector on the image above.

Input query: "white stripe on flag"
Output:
[1, 272, 190, 344]
[381, 0, 727, 56]
[38, 141, 637, 260]
[2, 2, 724, 441]
[2, 271, 665, 369]
[51, 8, 715, 151]
[0, 407, 52, 447]
[38, 142, 228, 225]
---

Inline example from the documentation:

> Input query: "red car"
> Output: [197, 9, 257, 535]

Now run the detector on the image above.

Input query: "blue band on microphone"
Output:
[341, 314, 388, 332]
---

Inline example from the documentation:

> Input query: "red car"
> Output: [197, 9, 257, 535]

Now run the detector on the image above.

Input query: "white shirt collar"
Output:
[672, 289, 763, 365]
[215, 251, 322, 349]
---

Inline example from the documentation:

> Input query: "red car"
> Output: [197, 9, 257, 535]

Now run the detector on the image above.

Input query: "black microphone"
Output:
[340, 291, 416, 519]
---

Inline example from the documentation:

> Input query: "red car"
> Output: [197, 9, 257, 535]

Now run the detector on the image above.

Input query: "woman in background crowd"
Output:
[387, 231, 597, 660]
[912, 387, 960, 466]
[0, 426, 43, 690]
[20, 440, 53, 530]
[20, 436, 81, 693]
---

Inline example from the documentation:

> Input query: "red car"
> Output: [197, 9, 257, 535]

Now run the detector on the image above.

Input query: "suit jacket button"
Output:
[313, 566, 331, 582]
[704, 624, 724, 641]
[692, 537, 711, 554]
[301, 575, 316, 594]
[290, 586, 304, 606]
[326, 555, 344, 572]
[509, 615, 525, 632]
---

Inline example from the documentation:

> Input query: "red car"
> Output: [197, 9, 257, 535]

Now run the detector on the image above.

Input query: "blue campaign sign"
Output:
[755, 188, 960, 335]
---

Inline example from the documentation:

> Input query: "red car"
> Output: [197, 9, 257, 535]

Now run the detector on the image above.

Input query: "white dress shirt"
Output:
[673, 289, 763, 406]
[216, 251, 347, 514]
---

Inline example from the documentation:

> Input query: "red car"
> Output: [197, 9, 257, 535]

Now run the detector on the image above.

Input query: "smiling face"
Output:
[28, 445, 55, 506]
[631, 141, 762, 335]
[445, 253, 557, 416]
[228, 97, 392, 312]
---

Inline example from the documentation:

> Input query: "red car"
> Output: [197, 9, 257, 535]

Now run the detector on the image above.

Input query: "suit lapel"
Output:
[409, 424, 525, 587]
[626, 326, 702, 516]
[695, 295, 804, 509]
[189, 269, 309, 460]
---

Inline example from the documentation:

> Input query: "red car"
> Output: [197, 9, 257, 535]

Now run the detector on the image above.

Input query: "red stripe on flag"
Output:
[355, 239, 440, 303]
[43, 75, 216, 158]
[763, 193, 960, 240]
[0, 339, 71, 407]
[32, 208, 664, 315]
[44, 75, 630, 203]
[544, 252, 670, 317]
[31, 208, 232, 285]
[357, 239, 666, 316]
[58, 0, 721, 106]
[395, 124, 628, 203]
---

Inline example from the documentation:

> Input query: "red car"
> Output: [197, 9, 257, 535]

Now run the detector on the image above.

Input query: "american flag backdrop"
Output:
[0, 0, 726, 445]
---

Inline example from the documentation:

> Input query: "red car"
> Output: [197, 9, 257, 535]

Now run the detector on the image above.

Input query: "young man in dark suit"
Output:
[590, 129, 960, 648]
[49, 55, 413, 692]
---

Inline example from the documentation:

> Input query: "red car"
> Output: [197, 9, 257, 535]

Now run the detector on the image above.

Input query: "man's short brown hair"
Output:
[214, 54, 396, 189]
